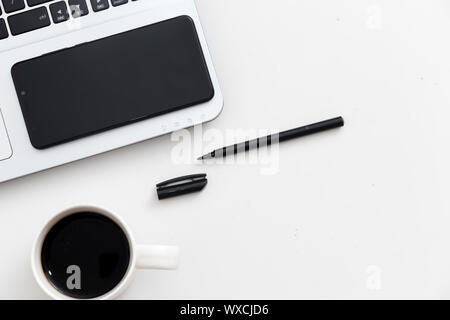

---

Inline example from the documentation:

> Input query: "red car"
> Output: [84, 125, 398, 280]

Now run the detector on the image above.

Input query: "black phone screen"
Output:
[11, 16, 214, 149]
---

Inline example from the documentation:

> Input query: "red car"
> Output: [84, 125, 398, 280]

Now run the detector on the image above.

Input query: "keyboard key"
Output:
[2, 0, 25, 14]
[111, 0, 128, 6]
[0, 19, 8, 39]
[8, 7, 50, 36]
[68, 0, 89, 18]
[90, 0, 109, 12]
[27, 0, 52, 6]
[50, 1, 69, 24]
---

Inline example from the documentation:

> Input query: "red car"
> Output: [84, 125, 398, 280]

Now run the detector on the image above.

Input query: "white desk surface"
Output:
[1, 0, 450, 299]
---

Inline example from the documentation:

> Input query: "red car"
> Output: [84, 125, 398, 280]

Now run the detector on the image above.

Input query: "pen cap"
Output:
[156, 174, 208, 200]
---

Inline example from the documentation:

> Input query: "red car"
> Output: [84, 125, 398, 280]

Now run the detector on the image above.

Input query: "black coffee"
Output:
[41, 212, 130, 299]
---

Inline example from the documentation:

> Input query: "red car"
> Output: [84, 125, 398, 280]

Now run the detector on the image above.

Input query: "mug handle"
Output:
[135, 245, 179, 270]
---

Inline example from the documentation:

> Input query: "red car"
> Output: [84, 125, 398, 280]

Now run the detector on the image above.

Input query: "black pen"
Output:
[198, 116, 344, 160]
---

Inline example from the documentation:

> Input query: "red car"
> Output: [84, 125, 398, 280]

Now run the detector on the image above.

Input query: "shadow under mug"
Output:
[31, 205, 179, 300]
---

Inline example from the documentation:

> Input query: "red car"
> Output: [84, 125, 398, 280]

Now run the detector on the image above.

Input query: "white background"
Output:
[1, 0, 450, 299]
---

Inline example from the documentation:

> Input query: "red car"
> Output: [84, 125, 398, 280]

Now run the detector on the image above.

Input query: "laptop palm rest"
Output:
[0, 109, 12, 161]
[11, 15, 214, 150]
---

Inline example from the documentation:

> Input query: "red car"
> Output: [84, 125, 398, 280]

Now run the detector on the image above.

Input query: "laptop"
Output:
[0, 0, 223, 183]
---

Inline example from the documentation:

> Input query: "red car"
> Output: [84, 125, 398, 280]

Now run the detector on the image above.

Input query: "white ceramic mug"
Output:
[31, 205, 179, 300]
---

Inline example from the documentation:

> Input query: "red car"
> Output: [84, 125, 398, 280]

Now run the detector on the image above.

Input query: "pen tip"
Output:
[198, 152, 214, 160]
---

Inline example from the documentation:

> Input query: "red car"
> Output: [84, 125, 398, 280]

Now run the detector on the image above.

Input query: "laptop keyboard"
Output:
[0, 0, 136, 39]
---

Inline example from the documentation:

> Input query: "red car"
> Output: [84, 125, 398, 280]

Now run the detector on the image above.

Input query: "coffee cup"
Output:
[31, 205, 179, 299]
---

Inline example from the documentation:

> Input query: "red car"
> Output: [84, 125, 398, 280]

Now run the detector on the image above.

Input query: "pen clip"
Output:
[156, 174, 207, 188]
